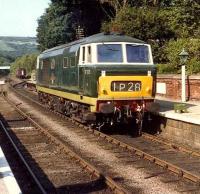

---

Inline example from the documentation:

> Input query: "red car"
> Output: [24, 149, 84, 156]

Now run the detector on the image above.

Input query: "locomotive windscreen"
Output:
[97, 44, 123, 62]
[126, 44, 149, 63]
[97, 43, 150, 64]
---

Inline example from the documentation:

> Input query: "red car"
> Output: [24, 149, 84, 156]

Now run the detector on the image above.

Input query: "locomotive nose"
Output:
[98, 75, 153, 99]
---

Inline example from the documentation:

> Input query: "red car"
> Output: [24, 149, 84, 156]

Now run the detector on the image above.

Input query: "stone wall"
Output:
[156, 74, 200, 101]
[157, 116, 200, 150]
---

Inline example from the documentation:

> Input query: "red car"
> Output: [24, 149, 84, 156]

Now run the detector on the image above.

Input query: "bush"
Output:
[157, 64, 177, 74]
[164, 38, 200, 74]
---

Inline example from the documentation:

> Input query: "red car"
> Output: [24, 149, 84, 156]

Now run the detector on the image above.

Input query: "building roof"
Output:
[0, 66, 10, 70]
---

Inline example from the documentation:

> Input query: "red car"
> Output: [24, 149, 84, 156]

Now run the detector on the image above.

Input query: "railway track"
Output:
[0, 122, 43, 193]
[11, 81, 200, 157]
[0, 94, 128, 193]
[7, 81, 200, 192]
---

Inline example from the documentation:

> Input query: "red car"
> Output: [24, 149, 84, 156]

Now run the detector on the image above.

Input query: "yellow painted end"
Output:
[98, 76, 153, 99]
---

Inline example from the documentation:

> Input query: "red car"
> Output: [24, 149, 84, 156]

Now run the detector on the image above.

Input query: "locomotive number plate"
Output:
[111, 81, 141, 92]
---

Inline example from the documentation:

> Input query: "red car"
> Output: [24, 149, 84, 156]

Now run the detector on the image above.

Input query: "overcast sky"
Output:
[0, 0, 50, 37]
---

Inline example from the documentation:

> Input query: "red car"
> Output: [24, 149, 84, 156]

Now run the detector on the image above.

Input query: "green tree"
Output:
[164, 39, 200, 74]
[102, 1, 200, 64]
[37, 0, 108, 51]
[37, 2, 75, 51]
[36, 0, 200, 73]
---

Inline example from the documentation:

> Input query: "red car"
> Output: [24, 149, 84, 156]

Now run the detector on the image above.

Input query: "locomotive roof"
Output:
[40, 33, 145, 59]
[83, 32, 145, 44]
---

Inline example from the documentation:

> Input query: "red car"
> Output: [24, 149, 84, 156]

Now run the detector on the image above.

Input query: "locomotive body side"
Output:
[36, 33, 157, 133]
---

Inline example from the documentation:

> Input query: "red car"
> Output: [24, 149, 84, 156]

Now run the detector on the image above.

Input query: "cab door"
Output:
[62, 56, 70, 89]
[69, 54, 78, 91]
[78, 46, 86, 95]
[78, 45, 93, 96]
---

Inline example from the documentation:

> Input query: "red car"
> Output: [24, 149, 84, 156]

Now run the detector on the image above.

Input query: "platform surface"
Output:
[0, 147, 21, 194]
[155, 96, 200, 125]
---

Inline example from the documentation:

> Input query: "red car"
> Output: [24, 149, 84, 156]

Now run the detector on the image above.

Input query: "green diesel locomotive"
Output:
[36, 32, 156, 133]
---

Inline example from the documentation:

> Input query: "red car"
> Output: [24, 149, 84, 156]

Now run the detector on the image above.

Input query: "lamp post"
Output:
[179, 48, 189, 102]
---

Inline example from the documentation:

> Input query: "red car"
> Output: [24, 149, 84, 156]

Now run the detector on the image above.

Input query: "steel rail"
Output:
[76, 122, 200, 183]
[52, 121, 200, 183]
[10, 84, 200, 184]
[94, 131, 200, 183]
[0, 120, 47, 194]
[142, 132, 200, 157]
[3, 94, 129, 194]
[50, 114, 200, 184]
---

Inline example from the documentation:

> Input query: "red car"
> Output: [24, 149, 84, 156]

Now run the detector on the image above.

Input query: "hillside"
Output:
[0, 36, 38, 66]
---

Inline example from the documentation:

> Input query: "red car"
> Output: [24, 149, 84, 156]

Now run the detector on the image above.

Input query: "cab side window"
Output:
[82, 46, 85, 63]
[87, 46, 91, 63]
[80, 45, 92, 64]
[63, 57, 69, 68]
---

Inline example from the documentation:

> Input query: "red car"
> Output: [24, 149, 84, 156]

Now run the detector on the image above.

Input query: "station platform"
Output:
[155, 96, 200, 125]
[0, 147, 21, 194]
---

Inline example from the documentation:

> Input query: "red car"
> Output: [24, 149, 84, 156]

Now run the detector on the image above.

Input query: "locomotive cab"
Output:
[77, 40, 156, 132]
